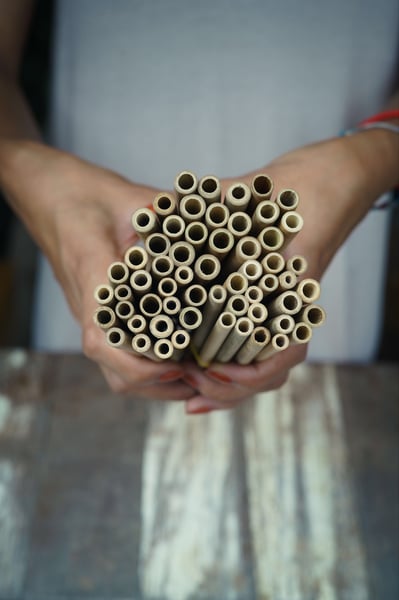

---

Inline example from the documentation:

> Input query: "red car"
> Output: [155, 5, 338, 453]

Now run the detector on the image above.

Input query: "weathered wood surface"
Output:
[0, 349, 397, 600]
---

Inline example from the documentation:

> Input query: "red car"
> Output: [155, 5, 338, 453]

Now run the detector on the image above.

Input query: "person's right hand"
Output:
[0, 140, 194, 400]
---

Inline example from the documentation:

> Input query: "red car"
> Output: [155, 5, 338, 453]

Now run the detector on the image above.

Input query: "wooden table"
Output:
[0, 350, 398, 600]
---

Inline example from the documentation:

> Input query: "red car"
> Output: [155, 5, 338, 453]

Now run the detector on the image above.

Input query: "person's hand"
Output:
[0, 140, 193, 400]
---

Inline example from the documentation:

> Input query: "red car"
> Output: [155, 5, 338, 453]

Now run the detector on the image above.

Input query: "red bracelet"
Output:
[360, 109, 399, 125]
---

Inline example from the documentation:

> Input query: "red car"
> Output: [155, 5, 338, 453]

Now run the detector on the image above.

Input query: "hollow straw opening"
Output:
[199, 258, 217, 275]
[283, 295, 299, 312]
[158, 279, 176, 295]
[108, 330, 122, 344]
[153, 257, 172, 274]
[97, 287, 112, 301]
[126, 248, 146, 267]
[165, 217, 185, 235]
[140, 295, 161, 315]
[116, 302, 132, 317]
[275, 335, 287, 348]
[175, 266, 191, 282]
[229, 275, 246, 292]
[254, 329, 267, 343]
[247, 287, 263, 302]
[278, 190, 298, 209]
[240, 239, 258, 258]
[230, 214, 251, 232]
[260, 204, 277, 219]
[172, 246, 190, 263]
[263, 252, 285, 273]
[182, 309, 199, 327]
[133, 273, 150, 287]
[109, 264, 128, 281]
[295, 324, 311, 341]
[135, 335, 149, 350]
[250, 306, 263, 319]
[147, 235, 168, 254]
[175, 332, 188, 345]
[207, 205, 228, 224]
[97, 310, 112, 325]
[253, 175, 273, 196]
[238, 320, 251, 333]
[165, 298, 178, 311]
[302, 283, 317, 301]
[137, 213, 150, 227]
[155, 340, 173, 357]
[178, 173, 195, 191]
[201, 177, 217, 193]
[221, 313, 235, 327]
[186, 224, 207, 242]
[307, 307, 323, 325]
[157, 195, 172, 210]
[232, 185, 246, 199]
[263, 275, 278, 290]
[210, 286, 226, 301]
[284, 213, 302, 231]
[280, 318, 292, 332]
[262, 229, 280, 248]
[291, 257, 305, 272]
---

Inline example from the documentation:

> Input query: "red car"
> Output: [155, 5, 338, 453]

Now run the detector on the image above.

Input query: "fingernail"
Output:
[146, 203, 155, 211]
[207, 370, 232, 384]
[187, 406, 215, 415]
[158, 370, 183, 383]
[183, 375, 198, 388]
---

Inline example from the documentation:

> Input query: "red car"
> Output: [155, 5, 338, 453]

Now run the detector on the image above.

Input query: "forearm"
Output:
[0, 68, 40, 140]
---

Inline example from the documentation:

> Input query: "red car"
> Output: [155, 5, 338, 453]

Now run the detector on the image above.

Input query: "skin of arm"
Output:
[0, 2, 398, 412]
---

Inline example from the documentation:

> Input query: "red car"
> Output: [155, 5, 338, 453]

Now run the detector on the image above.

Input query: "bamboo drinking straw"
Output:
[267, 314, 295, 335]
[279, 211, 304, 246]
[276, 189, 299, 212]
[149, 315, 174, 339]
[171, 329, 191, 361]
[215, 317, 254, 363]
[286, 255, 308, 276]
[127, 314, 147, 334]
[229, 236, 262, 270]
[174, 170, 198, 199]
[169, 241, 196, 267]
[238, 259, 263, 283]
[157, 277, 178, 298]
[251, 200, 280, 233]
[205, 203, 230, 231]
[132, 333, 159, 361]
[175, 265, 194, 287]
[115, 300, 135, 321]
[194, 254, 221, 283]
[153, 192, 177, 220]
[198, 175, 222, 204]
[179, 194, 207, 223]
[154, 339, 174, 361]
[258, 227, 285, 254]
[106, 327, 132, 351]
[250, 173, 274, 206]
[224, 294, 249, 317]
[245, 285, 264, 304]
[197, 312, 236, 366]
[145, 233, 171, 258]
[130, 269, 152, 296]
[276, 270, 297, 292]
[296, 278, 321, 304]
[151, 255, 174, 280]
[139, 293, 162, 318]
[267, 290, 303, 317]
[94, 284, 114, 306]
[108, 262, 130, 287]
[114, 284, 133, 302]
[225, 182, 251, 213]
[227, 212, 252, 239]
[261, 252, 285, 274]
[297, 304, 326, 327]
[224, 272, 249, 295]
[259, 273, 279, 296]
[131, 207, 159, 239]
[256, 332, 289, 361]
[93, 306, 117, 330]
[235, 326, 271, 365]
[163, 296, 181, 316]
[184, 221, 208, 252]
[247, 302, 268, 324]
[162, 215, 186, 241]
[183, 284, 208, 308]
[179, 306, 203, 331]
[291, 322, 312, 345]
[191, 284, 227, 350]
[206, 229, 235, 260]
[124, 246, 149, 271]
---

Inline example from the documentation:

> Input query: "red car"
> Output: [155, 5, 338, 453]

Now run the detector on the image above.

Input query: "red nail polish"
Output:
[146, 203, 155, 211]
[159, 370, 182, 382]
[188, 406, 214, 415]
[207, 370, 232, 384]
[183, 375, 198, 388]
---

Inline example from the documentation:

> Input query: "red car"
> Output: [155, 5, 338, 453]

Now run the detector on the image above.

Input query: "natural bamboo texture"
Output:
[93, 170, 325, 363]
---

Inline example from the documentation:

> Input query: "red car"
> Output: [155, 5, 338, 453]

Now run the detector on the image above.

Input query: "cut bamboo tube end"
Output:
[106, 327, 132, 351]
[175, 265, 194, 287]
[108, 261, 130, 287]
[227, 211, 252, 239]
[291, 322, 312, 345]
[115, 300, 135, 321]
[162, 214, 186, 241]
[94, 284, 114, 306]
[261, 252, 285, 275]
[277, 270, 297, 292]
[154, 339, 174, 361]
[298, 304, 326, 327]
[153, 192, 177, 220]
[296, 278, 321, 304]
[256, 333, 289, 361]
[179, 306, 203, 331]
[215, 317, 254, 363]
[114, 284, 133, 302]
[197, 312, 236, 366]
[124, 246, 149, 271]
[250, 173, 274, 205]
[268, 290, 302, 317]
[191, 284, 227, 350]
[279, 211, 304, 245]
[224, 294, 249, 317]
[276, 189, 299, 212]
[184, 284, 208, 308]
[198, 175, 222, 204]
[93, 306, 117, 330]
[179, 194, 207, 223]
[194, 254, 221, 283]
[171, 329, 191, 361]
[163, 296, 181, 316]
[157, 277, 178, 298]
[207, 229, 235, 260]
[258, 226, 285, 254]
[247, 302, 268, 324]
[169, 241, 196, 267]
[238, 259, 263, 283]
[245, 285, 264, 304]
[174, 170, 198, 199]
[225, 182, 251, 213]
[151, 255, 174, 280]
[236, 326, 271, 365]
[127, 314, 147, 335]
[130, 269, 152, 296]
[286, 255, 308, 276]
[185, 221, 208, 251]
[139, 293, 162, 318]
[224, 272, 249, 296]
[259, 273, 279, 296]
[205, 203, 230, 230]
[149, 315, 174, 339]
[229, 236, 262, 270]
[252, 200, 280, 233]
[145, 232, 171, 258]
[131, 207, 159, 239]
[267, 314, 295, 335]
[132, 333, 159, 361]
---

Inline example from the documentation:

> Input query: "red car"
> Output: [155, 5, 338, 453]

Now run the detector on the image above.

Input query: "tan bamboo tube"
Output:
[154, 339, 174, 361]
[247, 302, 268, 325]
[198, 175, 222, 204]
[114, 284, 133, 302]
[261, 252, 285, 275]
[131, 207, 159, 239]
[106, 327, 132, 351]
[179, 306, 203, 331]
[153, 192, 177, 220]
[235, 326, 271, 365]
[94, 284, 114, 306]
[224, 294, 249, 317]
[225, 182, 251, 213]
[145, 232, 171, 258]
[197, 312, 236, 366]
[205, 203, 230, 231]
[132, 333, 159, 361]
[227, 211, 252, 239]
[296, 278, 321, 304]
[276, 189, 299, 212]
[251, 200, 280, 233]
[245, 285, 264, 304]
[127, 314, 147, 335]
[171, 329, 191, 361]
[124, 246, 149, 271]
[157, 277, 178, 298]
[93, 306, 117, 330]
[276, 270, 297, 292]
[224, 272, 248, 296]
[151, 255, 174, 281]
[108, 261, 130, 287]
[191, 284, 227, 350]
[259, 273, 279, 296]
[139, 293, 162, 318]
[149, 315, 174, 339]
[257, 226, 284, 254]
[297, 304, 326, 328]
[256, 333, 289, 361]
[183, 284, 208, 308]
[175, 265, 194, 287]
[179, 194, 207, 223]
[238, 259, 263, 283]
[286, 255, 308, 276]
[215, 317, 254, 363]
[250, 174, 274, 209]
[267, 314, 295, 335]
[184, 221, 208, 252]
[267, 290, 303, 317]
[163, 296, 181, 316]
[291, 322, 312, 345]
[162, 215, 186, 241]
[229, 236, 262, 270]
[130, 269, 152, 296]
[174, 170, 198, 199]
[169, 241, 196, 267]
[279, 211, 304, 247]
[115, 300, 135, 321]
[194, 254, 221, 283]
[206, 229, 235, 260]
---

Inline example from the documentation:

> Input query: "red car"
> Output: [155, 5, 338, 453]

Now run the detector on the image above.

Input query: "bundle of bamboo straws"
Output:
[93, 171, 325, 366]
